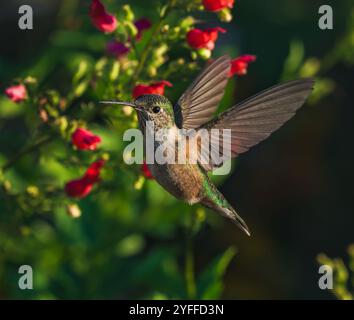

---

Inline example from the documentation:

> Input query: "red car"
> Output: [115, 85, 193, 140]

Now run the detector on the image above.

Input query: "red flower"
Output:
[132, 81, 172, 99]
[84, 159, 105, 184]
[229, 55, 256, 77]
[72, 128, 101, 151]
[5, 84, 27, 103]
[65, 160, 105, 198]
[135, 18, 152, 41]
[202, 0, 234, 12]
[65, 178, 93, 198]
[89, 0, 117, 33]
[141, 161, 154, 179]
[106, 40, 130, 58]
[186, 27, 226, 50]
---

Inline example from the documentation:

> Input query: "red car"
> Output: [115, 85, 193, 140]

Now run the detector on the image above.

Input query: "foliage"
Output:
[0, 0, 244, 299]
[1, 0, 353, 299]
[317, 244, 354, 300]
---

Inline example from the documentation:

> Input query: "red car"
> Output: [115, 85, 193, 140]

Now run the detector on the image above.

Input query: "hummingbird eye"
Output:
[152, 106, 161, 114]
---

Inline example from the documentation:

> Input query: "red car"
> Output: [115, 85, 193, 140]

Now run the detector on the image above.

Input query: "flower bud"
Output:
[134, 176, 145, 190]
[2, 180, 12, 192]
[109, 61, 120, 81]
[190, 51, 198, 60]
[299, 58, 320, 77]
[24, 76, 37, 85]
[198, 48, 212, 59]
[124, 21, 138, 38]
[217, 8, 233, 22]
[180, 16, 195, 31]
[122, 106, 133, 116]
[161, 24, 169, 33]
[26, 185, 39, 197]
[39, 109, 49, 123]
[101, 153, 110, 161]
[147, 66, 157, 77]
[66, 204, 82, 218]
[122, 4, 135, 22]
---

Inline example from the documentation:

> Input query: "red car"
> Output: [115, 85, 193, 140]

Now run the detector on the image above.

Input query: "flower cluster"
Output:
[64, 128, 103, 198]
[2, 0, 256, 206]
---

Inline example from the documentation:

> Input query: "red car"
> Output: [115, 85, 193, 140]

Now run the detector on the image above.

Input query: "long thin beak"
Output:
[99, 100, 136, 108]
[100, 100, 144, 112]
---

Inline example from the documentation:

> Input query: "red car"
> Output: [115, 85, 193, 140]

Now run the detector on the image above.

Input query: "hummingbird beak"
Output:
[99, 100, 143, 111]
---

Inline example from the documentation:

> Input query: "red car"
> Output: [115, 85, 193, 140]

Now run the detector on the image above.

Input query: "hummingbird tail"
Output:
[201, 195, 251, 236]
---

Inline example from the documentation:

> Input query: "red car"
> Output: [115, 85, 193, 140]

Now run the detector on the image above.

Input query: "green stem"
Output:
[130, 1, 174, 87]
[185, 212, 197, 299]
[1, 135, 53, 172]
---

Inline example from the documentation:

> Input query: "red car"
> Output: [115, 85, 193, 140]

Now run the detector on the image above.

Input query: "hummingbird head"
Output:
[134, 94, 174, 129]
[101, 94, 175, 130]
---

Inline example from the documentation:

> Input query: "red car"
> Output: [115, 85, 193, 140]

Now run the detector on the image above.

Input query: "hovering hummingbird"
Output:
[102, 56, 314, 236]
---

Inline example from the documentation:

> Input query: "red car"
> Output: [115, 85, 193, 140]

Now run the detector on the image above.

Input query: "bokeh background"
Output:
[0, 0, 353, 299]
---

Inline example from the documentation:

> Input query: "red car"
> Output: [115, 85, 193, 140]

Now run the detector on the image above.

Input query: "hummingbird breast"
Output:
[148, 162, 205, 204]
[141, 123, 205, 203]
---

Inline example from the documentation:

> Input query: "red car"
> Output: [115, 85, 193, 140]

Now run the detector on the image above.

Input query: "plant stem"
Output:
[130, 1, 174, 87]
[1, 135, 53, 172]
[185, 212, 197, 299]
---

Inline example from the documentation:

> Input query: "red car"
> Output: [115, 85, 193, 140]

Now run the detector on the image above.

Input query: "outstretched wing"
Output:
[196, 78, 315, 171]
[174, 55, 230, 130]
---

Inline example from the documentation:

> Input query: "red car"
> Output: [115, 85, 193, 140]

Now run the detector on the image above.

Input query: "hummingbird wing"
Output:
[196, 78, 315, 171]
[174, 55, 230, 130]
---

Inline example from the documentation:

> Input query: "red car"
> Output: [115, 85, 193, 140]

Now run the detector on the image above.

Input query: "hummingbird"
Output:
[101, 56, 314, 236]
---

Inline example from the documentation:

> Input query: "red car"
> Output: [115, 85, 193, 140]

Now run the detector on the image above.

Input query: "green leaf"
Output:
[281, 40, 304, 81]
[197, 246, 237, 299]
[115, 234, 145, 257]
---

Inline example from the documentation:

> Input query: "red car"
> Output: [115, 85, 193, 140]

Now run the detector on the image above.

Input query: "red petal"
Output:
[72, 128, 102, 150]
[202, 0, 234, 12]
[229, 55, 256, 77]
[142, 161, 154, 179]
[65, 178, 93, 198]
[187, 29, 210, 49]
[89, 0, 117, 33]
[84, 159, 105, 183]
[5, 84, 27, 103]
